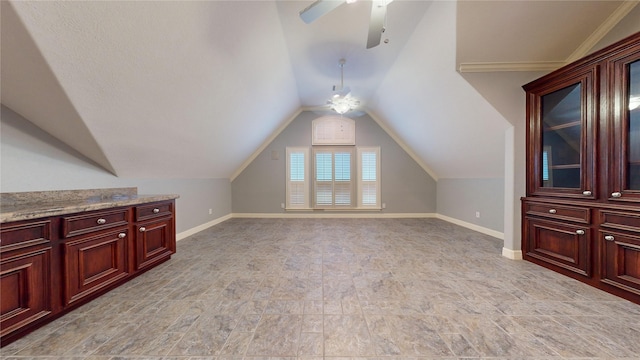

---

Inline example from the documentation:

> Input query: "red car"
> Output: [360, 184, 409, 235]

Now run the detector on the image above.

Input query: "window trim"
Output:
[357, 147, 381, 209]
[285, 147, 310, 209]
[312, 146, 355, 209]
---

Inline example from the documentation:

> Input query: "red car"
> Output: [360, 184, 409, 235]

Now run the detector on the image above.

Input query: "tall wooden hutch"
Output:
[522, 32, 640, 304]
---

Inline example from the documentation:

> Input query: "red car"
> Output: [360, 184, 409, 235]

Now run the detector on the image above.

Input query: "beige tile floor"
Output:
[2, 218, 640, 359]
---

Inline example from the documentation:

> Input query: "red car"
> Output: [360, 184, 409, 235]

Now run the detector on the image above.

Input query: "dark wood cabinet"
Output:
[0, 221, 53, 339]
[63, 227, 130, 305]
[134, 202, 175, 271]
[524, 216, 591, 277]
[523, 32, 640, 304]
[0, 199, 176, 345]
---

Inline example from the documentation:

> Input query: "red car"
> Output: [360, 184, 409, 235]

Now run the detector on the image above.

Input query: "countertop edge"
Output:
[1, 194, 180, 224]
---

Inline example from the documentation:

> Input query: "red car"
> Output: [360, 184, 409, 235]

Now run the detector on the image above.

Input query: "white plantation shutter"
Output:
[313, 147, 354, 208]
[286, 147, 309, 208]
[358, 147, 381, 208]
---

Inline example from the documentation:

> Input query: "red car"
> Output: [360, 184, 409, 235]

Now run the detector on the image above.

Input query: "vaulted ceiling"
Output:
[2, 1, 638, 180]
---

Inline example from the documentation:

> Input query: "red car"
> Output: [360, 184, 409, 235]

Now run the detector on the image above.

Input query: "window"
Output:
[286, 147, 309, 209]
[313, 147, 354, 208]
[286, 146, 381, 210]
[358, 147, 380, 208]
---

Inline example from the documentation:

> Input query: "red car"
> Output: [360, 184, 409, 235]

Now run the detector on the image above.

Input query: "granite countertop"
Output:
[1, 188, 179, 223]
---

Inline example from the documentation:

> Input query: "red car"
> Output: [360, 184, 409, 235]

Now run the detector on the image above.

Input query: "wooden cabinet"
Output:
[0, 221, 53, 338]
[524, 213, 591, 277]
[61, 208, 131, 305]
[0, 199, 176, 345]
[608, 47, 640, 202]
[525, 64, 598, 199]
[134, 202, 175, 271]
[63, 228, 130, 305]
[523, 32, 640, 304]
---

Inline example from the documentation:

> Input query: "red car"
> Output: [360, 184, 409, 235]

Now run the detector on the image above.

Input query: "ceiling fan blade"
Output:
[299, 0, 346, 24]
[366, 0, 387, 49]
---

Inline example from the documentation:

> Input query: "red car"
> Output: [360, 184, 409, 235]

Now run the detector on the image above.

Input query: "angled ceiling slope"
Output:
[1, 1, 116, 175]
[3, 1, 637, 182]
[3, 1, 300, 179]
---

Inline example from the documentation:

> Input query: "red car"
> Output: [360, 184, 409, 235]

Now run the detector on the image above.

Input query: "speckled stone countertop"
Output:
[1, 187, 179, 223]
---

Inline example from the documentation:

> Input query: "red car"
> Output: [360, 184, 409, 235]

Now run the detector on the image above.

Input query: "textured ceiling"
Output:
[1, 0, 638, 180]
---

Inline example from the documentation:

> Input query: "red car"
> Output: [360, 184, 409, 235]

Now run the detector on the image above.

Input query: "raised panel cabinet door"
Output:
[524, 217, 591, 277]
[608, 48, 640, 202]
[0, 246, 52, 337]
[525, 66, 598, 199]
[63, 229, 129, 305]
[135, 218, 174, 271]
[600, 230, 640, 296]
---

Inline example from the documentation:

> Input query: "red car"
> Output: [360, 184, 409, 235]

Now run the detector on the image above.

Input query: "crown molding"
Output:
[458, 61, 565, 73]
[459, 2, 638, 74]
[565, 1, 639, 63]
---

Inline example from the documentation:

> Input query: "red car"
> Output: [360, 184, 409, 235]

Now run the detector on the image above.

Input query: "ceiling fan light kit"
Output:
[299, 0, 393, 49]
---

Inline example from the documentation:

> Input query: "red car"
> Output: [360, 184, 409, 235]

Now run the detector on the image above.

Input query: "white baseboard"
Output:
[435, 214, 504, 240]
[177, 213, 507, 245]
[176, 214, 233, 241]
[232, 212, 437, 219]
[502, 247, 523, 260]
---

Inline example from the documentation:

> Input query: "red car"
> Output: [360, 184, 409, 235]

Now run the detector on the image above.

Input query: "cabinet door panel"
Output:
[525, 218, 591, 277]
[601, 231, 640, 295]
[526, 66, 598, 199]
[0, 247, 52, 337]
[64, 229, 129, 305]
[609, 50, 640, 202]
[136, 218, 173, 271]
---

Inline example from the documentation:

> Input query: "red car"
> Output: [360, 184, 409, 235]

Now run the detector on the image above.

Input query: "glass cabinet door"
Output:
[610, 51, 640, 202]
[528, 68, 596, 198]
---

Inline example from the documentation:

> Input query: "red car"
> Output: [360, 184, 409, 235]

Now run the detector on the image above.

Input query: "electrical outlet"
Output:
[382, 203, 386, 209]
[475, 211, 480, 218]
[209, 208, 213, 215]
[281, 203, 285, 209]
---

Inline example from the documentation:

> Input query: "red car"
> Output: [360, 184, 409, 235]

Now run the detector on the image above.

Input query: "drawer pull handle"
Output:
[604, 235, 615, 241]
[118, 233, 126, 239]
[139, 227, 146, 232]
[548, 209, 557, 214]
[153, 208, 160, 214]
[576, 230, 585, 235]
[582, 190, 592, 196]
[97, 218, 107, 225]
[612, 192, 622, 198]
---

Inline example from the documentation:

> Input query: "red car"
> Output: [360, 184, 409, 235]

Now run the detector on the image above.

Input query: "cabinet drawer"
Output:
[62, 209, 129, 238]
[0, 220, 51, 250]
[135, 202, 172, 222]
[599, 210, 640, 234]
[525, 202, 590, 224]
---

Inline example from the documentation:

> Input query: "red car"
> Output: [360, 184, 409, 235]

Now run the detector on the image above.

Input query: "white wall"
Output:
[436, 178, 504, 233]
[231, 111, 437, 214]
[1, 105, 232, 234]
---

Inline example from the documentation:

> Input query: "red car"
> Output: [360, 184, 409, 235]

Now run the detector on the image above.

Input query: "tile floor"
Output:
[2, 218, 640, 360]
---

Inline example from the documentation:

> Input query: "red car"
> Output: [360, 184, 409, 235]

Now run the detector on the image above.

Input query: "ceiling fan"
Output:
[299, 0, 394, 49]
[309, 58, 364, 116]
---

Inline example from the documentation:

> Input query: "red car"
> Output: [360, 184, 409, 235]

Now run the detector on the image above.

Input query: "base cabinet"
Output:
[600, 230, 640, 296]
[0, 245, 52, 338]
[136, 219, 173, 271]
[524, 217, 591, 277]
[0, 200, 176, 346]
[63, 228, 130, 305]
